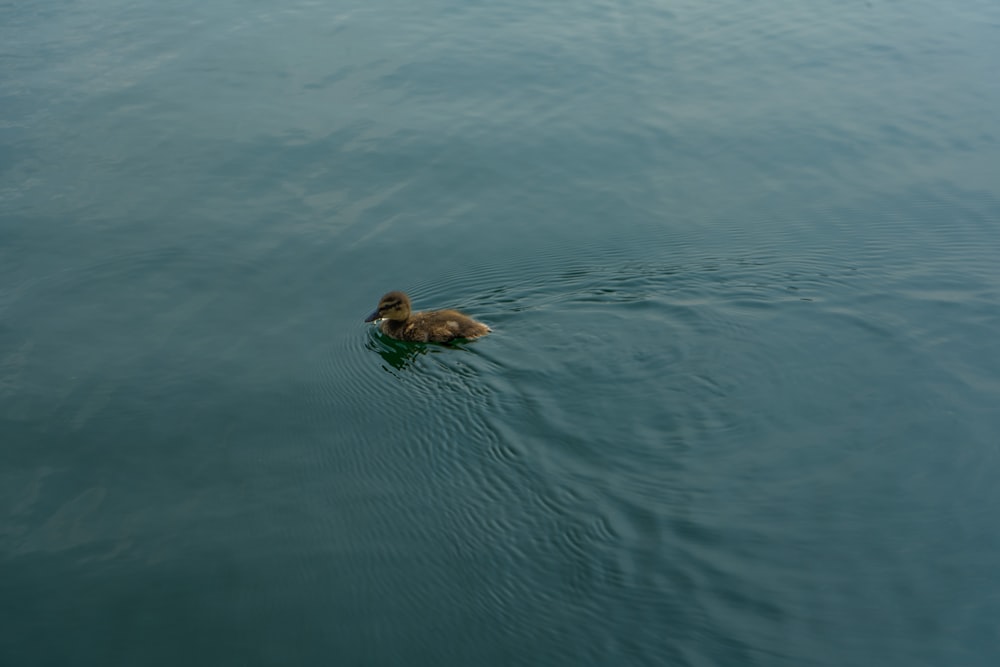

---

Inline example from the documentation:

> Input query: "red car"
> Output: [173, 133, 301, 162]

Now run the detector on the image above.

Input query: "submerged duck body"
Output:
[364, 291, 491, 343]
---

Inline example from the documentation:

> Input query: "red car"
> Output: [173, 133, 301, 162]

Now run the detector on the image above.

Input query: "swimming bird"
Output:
[364, 291, 491, 343]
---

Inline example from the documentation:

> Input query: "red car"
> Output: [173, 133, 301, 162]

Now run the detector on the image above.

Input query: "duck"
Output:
[364, 291, 491, 343]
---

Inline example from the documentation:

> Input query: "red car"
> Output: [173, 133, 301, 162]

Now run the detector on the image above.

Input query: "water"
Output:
[3, 1, 1000, 664]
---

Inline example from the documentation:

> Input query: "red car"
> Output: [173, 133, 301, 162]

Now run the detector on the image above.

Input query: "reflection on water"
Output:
[364, 328, 487, 372]
[365, 330, 430, 371]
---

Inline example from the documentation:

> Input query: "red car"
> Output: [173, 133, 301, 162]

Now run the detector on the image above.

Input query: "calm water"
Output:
[3, 1, 1000, 664]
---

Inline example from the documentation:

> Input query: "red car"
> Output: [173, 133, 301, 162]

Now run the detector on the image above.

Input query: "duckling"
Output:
[364, 291, 491, 343]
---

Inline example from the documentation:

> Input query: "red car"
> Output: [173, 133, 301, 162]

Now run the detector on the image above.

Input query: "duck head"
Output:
[365, 291, 411, 323]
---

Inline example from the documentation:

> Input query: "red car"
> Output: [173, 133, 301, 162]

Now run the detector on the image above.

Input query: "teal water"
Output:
[3, 1, 1000, 664]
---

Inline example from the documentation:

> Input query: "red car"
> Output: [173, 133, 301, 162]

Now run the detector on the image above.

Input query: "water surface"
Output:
[2, 1, 1000, 665]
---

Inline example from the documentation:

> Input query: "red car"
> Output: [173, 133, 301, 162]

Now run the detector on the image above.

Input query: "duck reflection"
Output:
[365, 331, 429, 370]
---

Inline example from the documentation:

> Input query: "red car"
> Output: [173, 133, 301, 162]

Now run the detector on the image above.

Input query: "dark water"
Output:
[3, 1, 1000, 664]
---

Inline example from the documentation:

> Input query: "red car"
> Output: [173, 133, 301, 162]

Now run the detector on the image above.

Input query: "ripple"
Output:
[311, 195, 1000, 652]
[307, 237, 896, 659]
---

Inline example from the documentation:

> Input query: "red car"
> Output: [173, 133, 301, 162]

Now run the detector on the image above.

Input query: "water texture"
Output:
[2, 1, 999, 665]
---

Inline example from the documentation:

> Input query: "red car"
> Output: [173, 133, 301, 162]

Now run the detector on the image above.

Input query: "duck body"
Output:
[365, 291, 490, 343]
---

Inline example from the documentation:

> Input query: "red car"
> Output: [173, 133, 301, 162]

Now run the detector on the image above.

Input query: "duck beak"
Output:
[364, 309, 380, 323]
